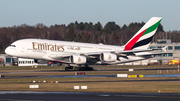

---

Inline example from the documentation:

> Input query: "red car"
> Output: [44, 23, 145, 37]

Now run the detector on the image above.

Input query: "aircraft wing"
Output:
[82, 48, 161, 56]
[113, 48, 163, 57]
[48, 53, 103, 64]
[136, 52, 172, 57]
[118, 48, 161, 53]
[47, 48, 164, 64]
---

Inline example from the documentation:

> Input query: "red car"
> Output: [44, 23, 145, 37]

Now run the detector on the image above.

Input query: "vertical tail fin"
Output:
[124, 17, 162, 51]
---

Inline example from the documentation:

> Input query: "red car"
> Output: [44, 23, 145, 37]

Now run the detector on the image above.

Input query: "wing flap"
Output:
[136, 52, 172, 57]
[48, 54, 73, 63]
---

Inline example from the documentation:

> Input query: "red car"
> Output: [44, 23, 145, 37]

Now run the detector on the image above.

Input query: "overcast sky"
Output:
[0, 0, 180, 31]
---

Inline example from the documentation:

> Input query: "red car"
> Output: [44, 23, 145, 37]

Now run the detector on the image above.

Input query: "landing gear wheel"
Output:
[69, 66, 73, 69]
[74, 67, 79, 71]
[81, 67, 85, 71]
[84, 66, 93, 71]
[90, 67, 93, 71]
[65, 67, 69, 71]
[67, 66, 94, 71]
[79, 67, 84, 71]
[65, 66, 74, 71]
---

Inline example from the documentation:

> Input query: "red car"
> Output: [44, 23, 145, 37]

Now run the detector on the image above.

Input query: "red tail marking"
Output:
[124, 29, 147, 51]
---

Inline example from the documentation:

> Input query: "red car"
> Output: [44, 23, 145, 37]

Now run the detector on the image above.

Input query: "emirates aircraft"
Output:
[5, 17, 166, 71]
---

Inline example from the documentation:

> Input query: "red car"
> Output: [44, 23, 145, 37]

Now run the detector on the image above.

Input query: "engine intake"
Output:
[100, 53, 117, 62]
[70, 55, 87, 64]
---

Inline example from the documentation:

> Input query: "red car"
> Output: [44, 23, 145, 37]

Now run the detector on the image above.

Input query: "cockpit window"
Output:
[10, 45, 16, 47]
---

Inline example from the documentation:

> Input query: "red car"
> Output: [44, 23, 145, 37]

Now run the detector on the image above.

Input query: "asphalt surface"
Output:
[0, 67, 179, 74]
[1, 68, 180, 101]
[0, 91, 180, 101]
[2, 74, 180, 79]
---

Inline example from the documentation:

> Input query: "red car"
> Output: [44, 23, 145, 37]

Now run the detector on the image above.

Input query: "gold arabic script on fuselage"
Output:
[32, 42, 64, 52]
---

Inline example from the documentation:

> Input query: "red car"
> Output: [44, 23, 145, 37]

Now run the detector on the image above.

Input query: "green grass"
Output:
[0, 65, 180, 93]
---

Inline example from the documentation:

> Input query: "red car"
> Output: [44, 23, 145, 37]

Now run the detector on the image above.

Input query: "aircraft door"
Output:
[21, 46, 25, 52]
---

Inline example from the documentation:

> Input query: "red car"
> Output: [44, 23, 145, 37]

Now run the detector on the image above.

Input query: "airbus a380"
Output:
[5, 17, 167, 71]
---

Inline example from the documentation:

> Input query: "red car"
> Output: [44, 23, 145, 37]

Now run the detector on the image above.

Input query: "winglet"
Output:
[162, 46, 167, 52]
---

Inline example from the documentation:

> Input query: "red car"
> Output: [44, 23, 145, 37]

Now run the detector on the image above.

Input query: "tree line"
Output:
[0, 21, 180, 53]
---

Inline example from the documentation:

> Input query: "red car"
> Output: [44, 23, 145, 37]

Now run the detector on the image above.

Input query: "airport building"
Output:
[0, 54, 12, 66]
[149, 39, 180, 65]
[0, 55, 38, 66]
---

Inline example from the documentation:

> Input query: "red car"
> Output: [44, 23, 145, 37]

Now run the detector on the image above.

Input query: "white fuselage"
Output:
[5, 39, 152, 65]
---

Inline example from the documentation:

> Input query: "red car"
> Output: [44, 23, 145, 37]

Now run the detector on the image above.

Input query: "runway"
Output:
[0, 67, 178, 74]
[2, 68, 180, 83]
[3, 74, 180, 79]
[97, 68, 179, 71]
[0, 91, 180, 101]
[42, 74, 180, 78]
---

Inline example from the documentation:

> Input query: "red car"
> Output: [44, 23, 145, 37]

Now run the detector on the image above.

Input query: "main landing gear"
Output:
[65, 66, 93, 71]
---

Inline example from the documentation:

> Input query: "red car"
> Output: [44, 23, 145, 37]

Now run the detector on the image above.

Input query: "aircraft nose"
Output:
[5, 47, 10, 55]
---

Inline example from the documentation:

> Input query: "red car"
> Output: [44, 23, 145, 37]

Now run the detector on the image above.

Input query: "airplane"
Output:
[5, 17, 167, 71]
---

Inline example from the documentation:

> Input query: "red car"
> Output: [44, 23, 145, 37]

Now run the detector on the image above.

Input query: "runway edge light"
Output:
[129, 69, 134, 71]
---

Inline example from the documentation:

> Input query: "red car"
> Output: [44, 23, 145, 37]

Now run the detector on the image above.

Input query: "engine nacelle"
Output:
[69, 55, 87, 64]
[100, 53, 117, 62]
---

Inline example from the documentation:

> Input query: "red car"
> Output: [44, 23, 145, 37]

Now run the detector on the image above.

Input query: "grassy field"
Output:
[0, 65, 180, 93]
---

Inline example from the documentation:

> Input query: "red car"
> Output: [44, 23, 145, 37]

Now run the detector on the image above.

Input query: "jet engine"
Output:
[100, 53, 117, 62]
[69, 55, 87, 64]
